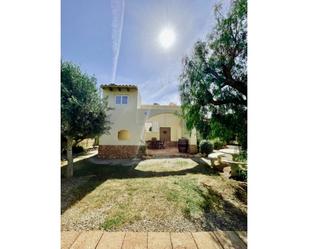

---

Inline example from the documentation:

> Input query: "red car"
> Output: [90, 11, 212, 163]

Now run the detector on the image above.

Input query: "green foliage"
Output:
[232, 167, 247, 182]
[101, 212, 126, 230]
[165, 178, 216, 219]
[234, 150, 247, 162]
[179, 0, 247, 149]
[61, 134, 67, 153]
[199, 140, 214, 155]
[211, 138, 226, 150]
[208, 115, 238, 143]
[61, 144, 87, 155]
[61, 61, 111, 177]
[61, 61, 111, 141]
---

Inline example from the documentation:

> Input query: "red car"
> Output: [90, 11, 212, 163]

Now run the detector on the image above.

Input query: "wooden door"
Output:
[160, 127, 171, 142]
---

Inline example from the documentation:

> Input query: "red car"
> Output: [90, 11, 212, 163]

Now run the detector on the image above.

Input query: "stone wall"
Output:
[98, 145, 146, 159]
[188, 145, 198, 154]
[165, 141, 178, 147]
[145, 141, 178, 149]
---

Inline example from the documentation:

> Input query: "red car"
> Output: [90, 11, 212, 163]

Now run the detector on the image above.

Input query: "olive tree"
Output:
[61, 61, 110, 178]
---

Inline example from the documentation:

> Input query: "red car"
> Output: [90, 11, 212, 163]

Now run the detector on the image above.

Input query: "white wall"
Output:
[99, 88, 197, 146]
[99, 88, 146, 146]
[144, 113, 183, 141]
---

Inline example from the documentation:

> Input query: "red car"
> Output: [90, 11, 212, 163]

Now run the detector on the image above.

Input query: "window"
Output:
[115, 95, 128, 105]
[116, 96, 121, 104]
[118, 130, 130, 140]
[122, 95, 128, 104]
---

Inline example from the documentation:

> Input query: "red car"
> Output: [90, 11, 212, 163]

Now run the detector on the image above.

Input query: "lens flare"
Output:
[159, 27, 176, 49]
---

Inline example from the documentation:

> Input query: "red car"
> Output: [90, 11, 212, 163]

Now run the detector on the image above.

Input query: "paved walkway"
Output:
[62, 231, 247, 249]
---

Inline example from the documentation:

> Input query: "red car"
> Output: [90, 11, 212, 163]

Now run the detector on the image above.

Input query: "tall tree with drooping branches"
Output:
[180, 0, 247, 148]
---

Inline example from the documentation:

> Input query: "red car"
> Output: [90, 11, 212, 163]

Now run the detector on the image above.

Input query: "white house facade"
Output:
[98, 84, 197, 159]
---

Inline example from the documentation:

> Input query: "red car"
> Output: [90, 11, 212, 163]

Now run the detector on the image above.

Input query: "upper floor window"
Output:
[115, 95, 128, 105]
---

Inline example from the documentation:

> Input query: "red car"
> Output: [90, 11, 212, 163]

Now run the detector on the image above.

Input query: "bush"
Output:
[233, 167, 247, 182]
[212, 138, 225, 150]
[234, 150, 247, 162]
[230, 162, 247, 182]
[199, 140, 214, 155]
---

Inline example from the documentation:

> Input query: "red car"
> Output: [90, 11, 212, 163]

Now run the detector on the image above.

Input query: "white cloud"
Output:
[139, 75, 181, 105]
[111, 0, 125, 82]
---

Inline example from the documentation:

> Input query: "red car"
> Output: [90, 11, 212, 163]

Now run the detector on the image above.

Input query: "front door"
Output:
[160, 127, 171, 142]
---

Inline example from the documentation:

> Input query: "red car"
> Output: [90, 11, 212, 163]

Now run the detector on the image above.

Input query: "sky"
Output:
[62, 0, 231, 105]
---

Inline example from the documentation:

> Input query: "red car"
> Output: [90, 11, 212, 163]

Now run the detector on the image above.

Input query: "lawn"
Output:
[61, 157, 247, 232]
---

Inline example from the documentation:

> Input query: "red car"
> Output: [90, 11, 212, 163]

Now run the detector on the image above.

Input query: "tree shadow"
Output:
[61, 155, 247, 232]
[61, 155, 219, 214]
[199, 184, 247, 231]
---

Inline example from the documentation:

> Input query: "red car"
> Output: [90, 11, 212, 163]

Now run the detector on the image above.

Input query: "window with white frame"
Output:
[115, 95, 128, 105]
[122, 95, 128, 104]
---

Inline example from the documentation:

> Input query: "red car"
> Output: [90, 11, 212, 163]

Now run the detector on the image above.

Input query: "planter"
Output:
[178, 138, 188, 153]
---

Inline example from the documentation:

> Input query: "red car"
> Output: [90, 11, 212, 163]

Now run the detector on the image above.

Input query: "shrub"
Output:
[234, 150, 247, 162]
[212, 138, 225, 150]
[199, 140, 214, 155]
[233, 167, 247, 181]
[231, 163, 247, 182]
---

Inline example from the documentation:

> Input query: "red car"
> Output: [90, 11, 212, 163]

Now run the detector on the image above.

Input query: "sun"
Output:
[159, 27, 176, 49]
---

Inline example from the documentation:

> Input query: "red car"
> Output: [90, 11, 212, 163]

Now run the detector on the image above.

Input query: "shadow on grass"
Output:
[61, 155, 218, 214]
[200, 185, 247, 231]
[61, 155, 246, 232]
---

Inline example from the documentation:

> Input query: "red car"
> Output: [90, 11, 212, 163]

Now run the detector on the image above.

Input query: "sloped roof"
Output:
[101, 83, 138, 90]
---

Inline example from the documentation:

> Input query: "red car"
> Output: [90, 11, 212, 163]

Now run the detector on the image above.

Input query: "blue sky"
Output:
[62, 0, 231, 104]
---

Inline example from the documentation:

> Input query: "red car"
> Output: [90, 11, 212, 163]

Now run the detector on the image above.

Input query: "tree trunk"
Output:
[66, 136, 74, 178]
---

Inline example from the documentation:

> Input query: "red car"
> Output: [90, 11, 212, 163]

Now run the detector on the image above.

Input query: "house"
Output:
[98, 84, 197, 159]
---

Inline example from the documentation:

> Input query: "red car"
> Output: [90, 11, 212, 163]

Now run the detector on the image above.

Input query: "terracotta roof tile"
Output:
[101, 83, 138, 89]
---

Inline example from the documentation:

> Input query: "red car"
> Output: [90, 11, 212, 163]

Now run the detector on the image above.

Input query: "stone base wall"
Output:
[98, 145, 146, 159]
[145, 140, 178, 149]
[188, 145, 198, 154]
[165, 141, 178, 147]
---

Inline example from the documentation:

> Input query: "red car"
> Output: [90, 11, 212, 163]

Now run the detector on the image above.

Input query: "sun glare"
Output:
[159, 27, 176, 49]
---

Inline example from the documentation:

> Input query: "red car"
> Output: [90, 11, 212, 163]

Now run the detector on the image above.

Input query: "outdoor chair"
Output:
[151, 137, 158, 149]
[158, 140, 165, 149]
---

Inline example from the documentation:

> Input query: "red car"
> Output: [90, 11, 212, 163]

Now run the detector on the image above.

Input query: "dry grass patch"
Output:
[61, 158, 247, 231]
[135, 158, 197, 172]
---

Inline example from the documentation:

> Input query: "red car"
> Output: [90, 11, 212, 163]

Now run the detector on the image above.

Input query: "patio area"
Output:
[146, 146, 195, 158]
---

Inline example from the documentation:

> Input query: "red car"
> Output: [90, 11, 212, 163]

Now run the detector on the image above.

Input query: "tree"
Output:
[179, 0, 247, 149]
[61, 61, 111, 178]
